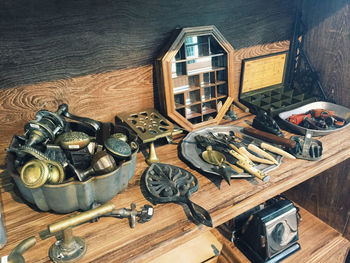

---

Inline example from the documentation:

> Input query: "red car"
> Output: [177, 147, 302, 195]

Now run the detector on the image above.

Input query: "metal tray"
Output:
[180, 125, 282, 178]
[278, 101, 350, 136]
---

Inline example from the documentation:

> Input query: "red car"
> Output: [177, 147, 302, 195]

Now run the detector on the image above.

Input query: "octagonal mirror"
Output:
[156, 25, 235, 131]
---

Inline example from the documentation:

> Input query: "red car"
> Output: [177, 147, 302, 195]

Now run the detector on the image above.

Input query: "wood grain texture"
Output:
[0, 0, 295, 89]
[286, 0, 350, 241]
[0, 115, 350, 262]
[0, 65, 154, 165]
[214, 206, 350, 263]
[302, 1, 350, 107]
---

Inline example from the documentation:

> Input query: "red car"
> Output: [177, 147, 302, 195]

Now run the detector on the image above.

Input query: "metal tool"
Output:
[241, 128, 296, 159]
[202, 146, 251, 184]
[289, 130, 323, 161]
[144, 163, 212, 227]
[195, 135, 269, 182]
[216, 133, 277, 165]
[39, 202, 153, 263]
[251, 111, 285, 137]
[5, 236, 36, 263]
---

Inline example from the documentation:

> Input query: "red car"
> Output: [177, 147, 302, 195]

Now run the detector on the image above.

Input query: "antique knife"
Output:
[235, 129, 296, 160]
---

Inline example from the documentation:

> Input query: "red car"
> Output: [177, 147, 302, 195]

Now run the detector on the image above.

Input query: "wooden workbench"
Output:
[0, 115, 349, 262]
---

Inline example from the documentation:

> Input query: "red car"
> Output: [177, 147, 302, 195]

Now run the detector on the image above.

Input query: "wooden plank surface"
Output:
[0, 113, 349, 262]
[214, 205, 350, 263]
[0, 0, 295, 89]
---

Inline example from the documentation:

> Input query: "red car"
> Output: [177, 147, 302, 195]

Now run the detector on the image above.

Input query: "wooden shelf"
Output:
[1, 116, 349, 262]
[215, 205, 350, 263]
[173, 53, 225, 64]
[187, 66, 226, 76]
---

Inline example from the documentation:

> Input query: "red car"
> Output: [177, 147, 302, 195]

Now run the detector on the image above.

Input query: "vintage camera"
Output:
[232, 196, 301, 262]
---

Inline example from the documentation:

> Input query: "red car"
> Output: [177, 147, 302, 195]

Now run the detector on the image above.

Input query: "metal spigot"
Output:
[39, 202, 153, 263]
[7, 236, 36, 263]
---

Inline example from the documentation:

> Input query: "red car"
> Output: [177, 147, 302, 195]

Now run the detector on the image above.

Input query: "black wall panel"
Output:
[0, 0, 295, 88]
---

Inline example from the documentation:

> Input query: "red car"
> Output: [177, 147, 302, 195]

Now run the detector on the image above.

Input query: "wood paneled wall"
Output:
[286, 0, 350, 240]
[0, 0, 294, 89]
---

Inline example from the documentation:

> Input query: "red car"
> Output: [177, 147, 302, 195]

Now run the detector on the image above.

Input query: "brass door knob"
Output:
[20, 159, 65, 188]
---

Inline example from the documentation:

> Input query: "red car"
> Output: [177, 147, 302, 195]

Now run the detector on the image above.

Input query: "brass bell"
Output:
[20, 159, 65, 188]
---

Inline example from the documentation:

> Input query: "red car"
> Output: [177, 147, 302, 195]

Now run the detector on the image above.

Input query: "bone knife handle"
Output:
[236, 160, 270, 182]
[261, 143, 296, 159]
[239, 147, 274, 165]
[247, 144, 278, 165]
[243, 127, 296, 149]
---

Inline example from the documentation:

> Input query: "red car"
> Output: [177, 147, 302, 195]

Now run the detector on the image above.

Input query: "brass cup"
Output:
[20, 159, 65, 188]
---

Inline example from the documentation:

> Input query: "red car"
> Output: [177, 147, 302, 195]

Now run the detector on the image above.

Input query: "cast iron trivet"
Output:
[144, 163, 212, 227]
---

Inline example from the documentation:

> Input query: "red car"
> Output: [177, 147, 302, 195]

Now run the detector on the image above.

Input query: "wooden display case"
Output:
[156, 25, 235, 131]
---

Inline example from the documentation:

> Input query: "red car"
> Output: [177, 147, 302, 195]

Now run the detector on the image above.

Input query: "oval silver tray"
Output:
[180, 125, 282, 178]
[278, 101, 350, 136]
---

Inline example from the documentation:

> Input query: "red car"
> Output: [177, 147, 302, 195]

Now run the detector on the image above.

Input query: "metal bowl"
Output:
[7, 149, 137, 213]
[278, 101, 350, 136]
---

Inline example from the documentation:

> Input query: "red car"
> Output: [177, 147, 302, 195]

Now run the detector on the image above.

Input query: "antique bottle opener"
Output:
[144, 163, 212, 227]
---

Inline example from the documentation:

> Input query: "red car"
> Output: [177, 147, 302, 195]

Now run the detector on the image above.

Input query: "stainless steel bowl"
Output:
[278, 101, 350, 136]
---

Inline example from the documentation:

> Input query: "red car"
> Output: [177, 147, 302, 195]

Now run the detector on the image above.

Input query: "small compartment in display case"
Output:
[174, 93, 185, 108]
[202, 101, 217, 116]
[188, 89, 201, 105]
[202, 86, 215, 101]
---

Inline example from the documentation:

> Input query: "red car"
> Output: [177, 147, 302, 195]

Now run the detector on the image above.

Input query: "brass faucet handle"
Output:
[137, 204, 154, 224]
[105, 203, 154, 228]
